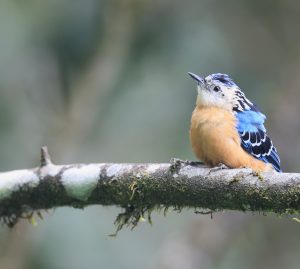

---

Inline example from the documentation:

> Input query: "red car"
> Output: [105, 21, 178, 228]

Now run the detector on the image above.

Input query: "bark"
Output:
[0, 147, 299, 228]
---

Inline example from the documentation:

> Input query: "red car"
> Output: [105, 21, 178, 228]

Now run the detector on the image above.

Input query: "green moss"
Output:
[111, 204, 158, 236]
[292, 217, 300, 223]
[2, 164, 300, 230]
[229, 174, 244, 184]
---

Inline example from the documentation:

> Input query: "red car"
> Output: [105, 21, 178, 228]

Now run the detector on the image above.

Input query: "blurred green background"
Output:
[0, 0, 299, 268]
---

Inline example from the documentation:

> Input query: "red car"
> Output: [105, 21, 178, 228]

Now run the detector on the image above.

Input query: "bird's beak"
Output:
[188, 72, 205, 87]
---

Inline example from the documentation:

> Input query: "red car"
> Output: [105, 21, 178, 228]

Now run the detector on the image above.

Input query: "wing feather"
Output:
[236, 108, 281, 172]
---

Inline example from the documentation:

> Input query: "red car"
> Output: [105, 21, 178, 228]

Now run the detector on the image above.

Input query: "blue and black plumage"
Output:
[209, 73, 281, 172]
[236, 109, 281, 172]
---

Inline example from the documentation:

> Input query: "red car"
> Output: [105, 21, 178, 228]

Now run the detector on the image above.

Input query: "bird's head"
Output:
[188, 72, 246, 112]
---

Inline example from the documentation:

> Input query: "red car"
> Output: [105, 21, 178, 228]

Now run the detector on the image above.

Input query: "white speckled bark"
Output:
[0, 147, 299, 226]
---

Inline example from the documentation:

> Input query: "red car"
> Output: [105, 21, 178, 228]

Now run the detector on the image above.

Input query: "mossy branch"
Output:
[0, 147, 299, 228]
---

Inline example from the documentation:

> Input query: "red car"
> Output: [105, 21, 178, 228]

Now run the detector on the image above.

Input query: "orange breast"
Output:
[189, 106, 239, 165]
[189, 105, 271, 171]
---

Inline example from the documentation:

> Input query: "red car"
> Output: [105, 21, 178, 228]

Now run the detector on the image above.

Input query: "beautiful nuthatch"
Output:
[188, 72, 281, 172]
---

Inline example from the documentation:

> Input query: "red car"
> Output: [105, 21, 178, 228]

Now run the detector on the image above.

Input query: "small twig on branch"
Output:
[40, 146, 53, 167]
[0, 147, 299, 230]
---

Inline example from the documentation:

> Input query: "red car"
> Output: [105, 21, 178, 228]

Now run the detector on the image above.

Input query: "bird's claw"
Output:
[170, 158, 204, 174]
[208, 163, 229, 174]
[252, 169, 264, 180]
[170, 158, 203, 167]
[182, 160, 204, 166]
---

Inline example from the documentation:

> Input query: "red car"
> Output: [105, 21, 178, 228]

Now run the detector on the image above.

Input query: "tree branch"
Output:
[0, 147, 299, 228]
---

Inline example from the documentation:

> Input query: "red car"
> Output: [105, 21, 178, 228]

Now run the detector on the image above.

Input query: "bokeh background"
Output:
[0, 0, 299, 268]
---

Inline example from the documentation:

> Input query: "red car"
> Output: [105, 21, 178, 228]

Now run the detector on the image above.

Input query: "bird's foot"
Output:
[183, 160, 204, 166]
[170, 158, 203, 167]
[208, 163, 229, 174]
[170, 158, 204, 173]
[170, 158, 184, 173]
[251, 169, 264, 180]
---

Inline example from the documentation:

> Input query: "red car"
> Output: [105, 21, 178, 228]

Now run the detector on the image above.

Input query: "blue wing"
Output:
[236, 109, 281, 172]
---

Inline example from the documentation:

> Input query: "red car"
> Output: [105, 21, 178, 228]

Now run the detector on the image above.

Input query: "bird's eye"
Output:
[213, 86, 221, 92]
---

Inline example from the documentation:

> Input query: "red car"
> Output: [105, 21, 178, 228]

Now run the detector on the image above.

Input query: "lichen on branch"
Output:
[0, 147, 299, 229]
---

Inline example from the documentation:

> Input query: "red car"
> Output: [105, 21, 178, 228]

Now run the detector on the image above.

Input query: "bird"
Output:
[188, 72, 281, 172]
